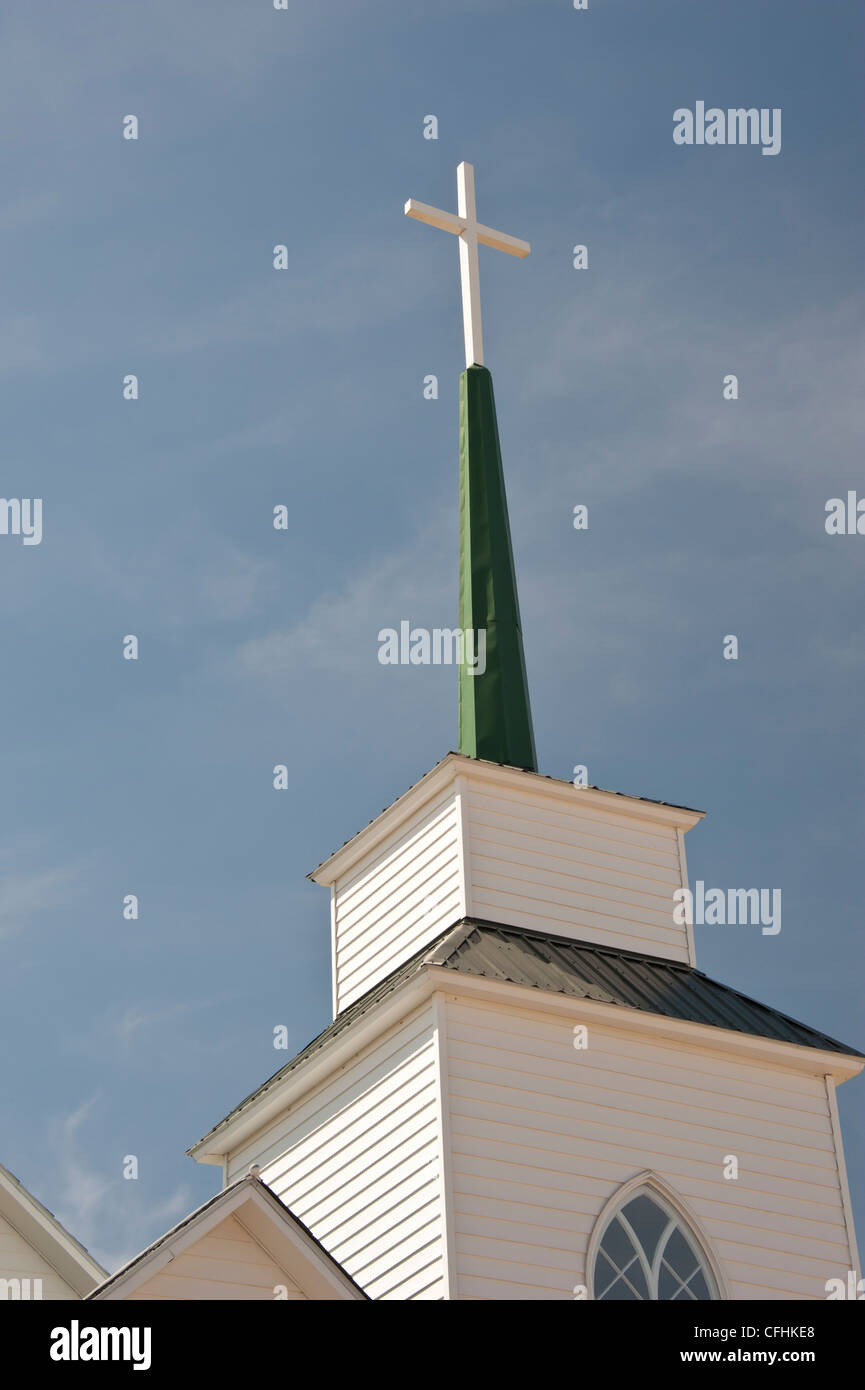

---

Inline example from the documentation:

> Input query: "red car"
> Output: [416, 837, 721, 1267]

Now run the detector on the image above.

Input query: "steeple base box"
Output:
[310, 753, 704, 1016]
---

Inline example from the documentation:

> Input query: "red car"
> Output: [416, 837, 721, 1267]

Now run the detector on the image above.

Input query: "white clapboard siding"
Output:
[125, 1214, 306, 1301]
[334, 793, 463, 1011]
[317, 758, 699, 1021]
[0, 1212, 78, 1299]
[464, 782, 689, 960]
[227, 1005, 445, 1300]
[443, 995, 853, 1300]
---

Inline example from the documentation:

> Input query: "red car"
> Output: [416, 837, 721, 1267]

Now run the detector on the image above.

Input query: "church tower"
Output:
[187, 164, 863, 1301]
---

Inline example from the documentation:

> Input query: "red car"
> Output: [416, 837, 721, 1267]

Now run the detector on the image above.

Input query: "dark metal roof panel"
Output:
[438, 921, 864, 1057]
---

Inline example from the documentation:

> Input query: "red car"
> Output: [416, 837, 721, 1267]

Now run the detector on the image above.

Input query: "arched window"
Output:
[590, 1181, 719, 1301]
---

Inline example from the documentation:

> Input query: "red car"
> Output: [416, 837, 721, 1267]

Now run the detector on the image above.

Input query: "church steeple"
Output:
[458, 364, 536, 770]
[405, 162, 537, 771]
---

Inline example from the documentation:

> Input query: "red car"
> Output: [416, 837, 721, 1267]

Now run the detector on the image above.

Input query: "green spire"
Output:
[458, 364, 537, 772]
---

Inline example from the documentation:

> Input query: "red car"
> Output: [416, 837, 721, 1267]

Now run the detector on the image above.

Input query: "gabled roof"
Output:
[0, 1161, 107, 1297]
[191, 919, 863, 1156]
[88, 1173, 367, 1301]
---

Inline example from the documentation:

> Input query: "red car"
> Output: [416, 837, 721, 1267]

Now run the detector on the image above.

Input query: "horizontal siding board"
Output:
[262, 1048, 436, 1185]
[452, 1149, 847, 1238]
[336, 793, 458, 899]
[451, 1107, 840, 1197]
[338, 872, 461, 969]
[334, 795, 461, 1011]
[247, 1004, 444, 1301]
[444, 994, 850, 1301]
[468, 822, 684, 887]
[337, 844, 460, 950]
[308, 1143, 439, 1248]
[458, 1206, 851, 1273]
[268, 1081, 438, 1211]
[227, 1010, 435, 1180]
[447, 1078, 837, 1162]
[338, 892, 463, 1001]
[456, 1248, 578, 1295]
[463, 779, 692, 961]
[347, 1210, 441, 1285]
[293, 1119, 440, 1241]
[446, 1004, 830, 1098]
[337, 814, 460, 928]
[471, 852, 680, 914]
[458, 1272, 573, 1300]
[447, 1051, 831, 1128]
[307, 1160, 438, 1251]
[330, 764, 698, 1011]
[128, 1273, 300, 1301]
[467, 786, 678, 850]
[331, 1182, 442, 1268]
[469, 884, 689, 958]
[471, 869, 678, 934]
[363, 1241, 443, 1301]
[121, 1216, 305, 1302]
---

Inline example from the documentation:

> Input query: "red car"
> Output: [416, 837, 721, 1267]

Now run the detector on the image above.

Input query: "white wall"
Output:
[0, 1211, 79, 1300]
[325, 760, 695, 1020]
[463, 776, 690, 962]
[442, 993, 853, 1300]
[333, 792, 463, 1012]
[227, 1004, 446, 1300]
[125, 1214, 307, 1301]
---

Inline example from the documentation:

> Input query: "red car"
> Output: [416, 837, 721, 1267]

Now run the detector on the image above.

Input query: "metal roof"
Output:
[191, 919, 862, 1152]
[427, 920, 864, 1057]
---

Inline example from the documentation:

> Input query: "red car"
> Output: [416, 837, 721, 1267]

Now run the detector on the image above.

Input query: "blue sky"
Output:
[0, 0, 862, 1276]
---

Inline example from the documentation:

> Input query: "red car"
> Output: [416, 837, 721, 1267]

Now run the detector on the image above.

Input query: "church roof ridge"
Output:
[87, 1171, 368, 1300]
[0, 1160, 107, 1291]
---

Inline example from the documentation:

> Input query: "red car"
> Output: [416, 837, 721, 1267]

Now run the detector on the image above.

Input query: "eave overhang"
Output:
[309, 752, 705, 888]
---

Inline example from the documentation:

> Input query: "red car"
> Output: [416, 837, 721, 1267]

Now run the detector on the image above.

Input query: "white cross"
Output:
[405, 161, 530, 368]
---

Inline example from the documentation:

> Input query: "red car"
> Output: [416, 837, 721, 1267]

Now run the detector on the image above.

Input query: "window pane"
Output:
[600, 1215, 637, 1270]
[596, 1221, 649, 1300]
[658, 1261, 685, 1300]
[622, 1194, 669, 1263]
[663, 1227, 701, 1281]
[600, 1276, 641, 1300]
[593, 1188, 716, 1301]
[658, 1226, 713, 1301]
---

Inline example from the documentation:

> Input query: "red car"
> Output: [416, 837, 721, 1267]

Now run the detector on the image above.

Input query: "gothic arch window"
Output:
[589, 1177, 721, 1301]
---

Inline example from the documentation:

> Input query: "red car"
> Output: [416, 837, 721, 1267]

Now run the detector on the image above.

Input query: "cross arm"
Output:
[404, 198, 530, 258]
[404, 198, 465, 236]
[476, 223, 530, 258]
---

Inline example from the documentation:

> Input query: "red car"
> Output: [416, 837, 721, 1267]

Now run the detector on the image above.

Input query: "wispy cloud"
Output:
[0, 856, 88, 940]
[49, 1096, 192, 1275]
[236, 499, 453, 682]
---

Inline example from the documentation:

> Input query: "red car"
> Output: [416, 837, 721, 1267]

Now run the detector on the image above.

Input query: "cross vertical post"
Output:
[404, 161, 530, 368]
[456, 162, 484, 367]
